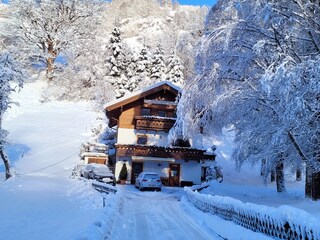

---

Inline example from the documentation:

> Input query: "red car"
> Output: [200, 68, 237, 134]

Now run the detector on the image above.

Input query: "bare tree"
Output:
[5, 0, 104, 81]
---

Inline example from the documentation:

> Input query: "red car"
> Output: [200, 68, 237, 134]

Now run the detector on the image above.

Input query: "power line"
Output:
[20, 152, 79, 175]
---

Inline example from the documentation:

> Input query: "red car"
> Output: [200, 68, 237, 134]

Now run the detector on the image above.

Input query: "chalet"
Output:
[105, 81, 215, 187]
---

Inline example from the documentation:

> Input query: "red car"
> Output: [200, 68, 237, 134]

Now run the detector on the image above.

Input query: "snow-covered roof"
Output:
[81, 152, 107, 158]
[105, 81, 182, 111]
[132, 156, 175, 162]
[144, 99, 177, 106]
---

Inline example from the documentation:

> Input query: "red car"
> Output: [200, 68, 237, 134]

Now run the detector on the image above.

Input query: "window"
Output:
[141, 108, 151, 116]
[172, 139, 190, 147]
[137, 135, 148, 145]
[158, 110, 166, 117]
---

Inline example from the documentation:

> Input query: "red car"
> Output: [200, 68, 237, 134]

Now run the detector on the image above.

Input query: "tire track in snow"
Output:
[110, 186, 222, 240]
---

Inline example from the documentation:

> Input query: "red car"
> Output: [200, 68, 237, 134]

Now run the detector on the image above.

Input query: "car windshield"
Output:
[92, 166, 111, 174]
[144, 174, 159, 180]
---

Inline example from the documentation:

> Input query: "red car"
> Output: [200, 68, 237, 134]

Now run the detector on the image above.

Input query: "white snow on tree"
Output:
[106, 27, 139, 98]
[135, 45, 151, 87]
[0, 52, 24, 179]
[6, 0, 104, 81]
[176, 0, 320, 198]
[166, 52, 184, 86]
[136, 46, 150, 75]
[150, 44, 167, 83]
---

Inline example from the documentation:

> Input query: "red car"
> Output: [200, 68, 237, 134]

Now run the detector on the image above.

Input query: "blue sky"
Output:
[178, 0, 217, 6]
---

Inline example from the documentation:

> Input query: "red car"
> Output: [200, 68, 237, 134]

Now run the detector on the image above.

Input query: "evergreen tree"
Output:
[166, 52, 184, 85]
[136, 46, 150, 75]
[119, 163, 128, 181]
[107, 27, 126, 77]
[106, 27, 136, 98]
[150, 44, 167, 83]
[134, 45, 151, 88]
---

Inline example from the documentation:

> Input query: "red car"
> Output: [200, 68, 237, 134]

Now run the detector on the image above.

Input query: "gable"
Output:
[105, 82, 181, 128]
[105, 81, 181, 112]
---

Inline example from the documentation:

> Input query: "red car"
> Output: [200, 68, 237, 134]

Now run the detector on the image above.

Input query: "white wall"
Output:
[115, 128, 204, 184]
[176, 160, 202, 185]
[115, 157, 202, 184]
[118, 128, 205, 149]
[143, 161, 169, 177]
[117, 128, 169, 146]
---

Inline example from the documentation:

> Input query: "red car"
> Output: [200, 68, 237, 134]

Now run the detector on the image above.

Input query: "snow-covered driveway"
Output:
[110, 185, 221, 240]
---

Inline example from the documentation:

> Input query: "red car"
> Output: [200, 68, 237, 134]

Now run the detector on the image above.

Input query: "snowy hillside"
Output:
[101, 0, 208, 80]
[0, 80, 116, 239]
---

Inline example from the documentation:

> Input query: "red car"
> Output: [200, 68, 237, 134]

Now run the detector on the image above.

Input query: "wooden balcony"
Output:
[116, 144, 216, 161]
[135, 116, 176, 132]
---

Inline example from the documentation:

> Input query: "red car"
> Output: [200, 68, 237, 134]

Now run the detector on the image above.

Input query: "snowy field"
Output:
[0, 80, 319, 240]
[0, 81, 115, 240]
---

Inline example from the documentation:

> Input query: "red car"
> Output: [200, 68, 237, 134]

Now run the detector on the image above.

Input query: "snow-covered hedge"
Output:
[185, 188, 320, 240]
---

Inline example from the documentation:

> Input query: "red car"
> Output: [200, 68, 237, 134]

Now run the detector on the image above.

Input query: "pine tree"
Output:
[150, 44, 167, 83]
[107, 27, 126, 77]
[106, 27, 136, 98]
[132, 45, 151, 88]
[166, 52, 184, 85]
[136, 47, 150, 73]
[119, 163, 128, 181]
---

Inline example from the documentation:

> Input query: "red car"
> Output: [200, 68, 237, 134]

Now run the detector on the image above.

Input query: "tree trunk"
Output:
[305, 164, 313, 198]
[305, 163, 320, 200]
[271, 169, 276, 182]
[261, 159, 266, 176]
[276, 162, 286, 193]
[296, 168, 302, 181]
[0, 146, 12, 180]
[46, 57, 55, 81]
[46, 42, 57, 81]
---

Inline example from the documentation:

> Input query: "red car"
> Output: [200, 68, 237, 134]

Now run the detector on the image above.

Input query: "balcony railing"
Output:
[135, 116, 176, 132]
[116, 144, 216, 161]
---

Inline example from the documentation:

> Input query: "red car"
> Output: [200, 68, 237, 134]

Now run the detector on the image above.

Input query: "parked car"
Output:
[81, 163, 116, 186]
[135, 172, 162, 191]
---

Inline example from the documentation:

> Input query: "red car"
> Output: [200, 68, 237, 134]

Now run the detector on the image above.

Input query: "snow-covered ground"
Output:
[1, 80, 319, 240]
[0, 80, 115, 240]
[110, 185, 272, 240]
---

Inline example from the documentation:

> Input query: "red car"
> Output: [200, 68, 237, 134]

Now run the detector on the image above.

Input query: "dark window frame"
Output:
[141, 108, 151, 116]
[137, 135, 148, 145]
[158, 110, 166, 117]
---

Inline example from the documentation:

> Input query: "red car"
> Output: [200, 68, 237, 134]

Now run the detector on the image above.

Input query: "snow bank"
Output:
[75, 190, 122, 240]
[185, 188, 320, 239]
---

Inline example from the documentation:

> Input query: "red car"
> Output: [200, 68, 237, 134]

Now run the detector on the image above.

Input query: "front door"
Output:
[131, 162, 143, 184]
[169, 164, 180, 187]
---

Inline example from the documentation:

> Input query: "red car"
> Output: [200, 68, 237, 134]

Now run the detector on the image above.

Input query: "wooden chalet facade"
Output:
[105, 81, 215, 186]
